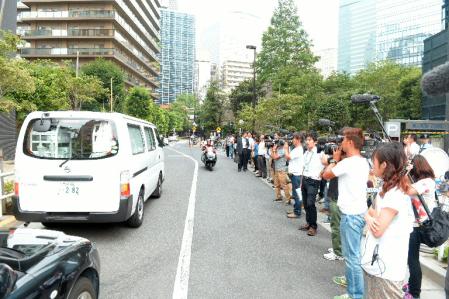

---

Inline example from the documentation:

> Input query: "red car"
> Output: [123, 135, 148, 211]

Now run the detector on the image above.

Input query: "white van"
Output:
[13, 111, 165, 227]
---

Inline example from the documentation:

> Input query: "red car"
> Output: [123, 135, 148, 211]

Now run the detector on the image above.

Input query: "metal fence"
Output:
[0, 149, 14, 217]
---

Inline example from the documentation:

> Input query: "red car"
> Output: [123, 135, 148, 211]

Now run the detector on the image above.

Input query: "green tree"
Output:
[257, 0, 318, 84]
[81, 58, 126, 112]
[125, 87, 152, 119]
[229, 79, 264, 114]
[169, 93, 199, 130]
[198, 81, 226, 131]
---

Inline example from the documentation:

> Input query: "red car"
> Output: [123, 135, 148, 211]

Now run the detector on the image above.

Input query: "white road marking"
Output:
[168, 147, 199, 299]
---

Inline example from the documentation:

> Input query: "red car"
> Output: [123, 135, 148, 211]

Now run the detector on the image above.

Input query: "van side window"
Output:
[128, 125, 145, 155]
[153, 128, 162, 147]
[144, 127, 156, 151]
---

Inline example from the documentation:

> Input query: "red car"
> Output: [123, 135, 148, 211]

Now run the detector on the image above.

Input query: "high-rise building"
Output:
[159, 9, 195, 105]
[202, 11, 265, 65]
[16, 0, 160, 100]
[338, 0, 376, 74]
[220, 60, 253, 94]
[376, 0, 442, 66]
[315, 48, 338, 78]
[194, 58, 212, 102]
[338, 0, 442, 74]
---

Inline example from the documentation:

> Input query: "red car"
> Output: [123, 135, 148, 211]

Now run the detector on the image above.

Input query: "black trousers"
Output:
[242, 149, 250, 170]
[301, 177, 320, 229]
[408, 227, 422, 297]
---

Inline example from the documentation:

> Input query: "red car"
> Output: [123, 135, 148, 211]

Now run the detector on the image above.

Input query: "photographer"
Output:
[285, 132, 304, 219]
[271, 138, 292, 204]
[299, 132, 324, 237]
[322, 128, 369, 299]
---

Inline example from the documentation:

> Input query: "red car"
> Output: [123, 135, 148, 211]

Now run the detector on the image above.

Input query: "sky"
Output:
[176, 0, 340, 58]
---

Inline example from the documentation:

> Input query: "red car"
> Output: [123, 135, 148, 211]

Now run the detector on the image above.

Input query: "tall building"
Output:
[16, 0, 160, 100]
[338, 0, 442, 74]
[315, 48, 338, 78]
[194, 58, 212, 102]
[0, 0, 17, 161]
[159, 9, 195, 105]
[202, 11, 265, 65]
[376, 0, 442, 66]
[221, 60, 253, 94]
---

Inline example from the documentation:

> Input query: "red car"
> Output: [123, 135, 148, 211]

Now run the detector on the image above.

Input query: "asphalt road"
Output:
[30, 141, 345, 298]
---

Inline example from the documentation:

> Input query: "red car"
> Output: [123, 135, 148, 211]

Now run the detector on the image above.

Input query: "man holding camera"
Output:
[299, 132, 324, 236]
[285, 133, 304, 218]
[271, 138, 292, 204]
[322, 128, 369, 299]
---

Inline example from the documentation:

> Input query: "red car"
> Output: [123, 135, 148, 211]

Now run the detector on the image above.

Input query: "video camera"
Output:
[317, 135, 344, 155]
[264, 126, 293, 148]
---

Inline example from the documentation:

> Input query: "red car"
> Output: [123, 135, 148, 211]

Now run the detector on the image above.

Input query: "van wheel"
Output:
[126, 189, 144, 228]
[68, 277, 96, 299]
[152, 174, 163, 198]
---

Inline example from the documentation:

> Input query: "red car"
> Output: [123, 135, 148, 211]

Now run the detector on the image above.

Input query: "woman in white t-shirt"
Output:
[404, 155, 436, 299]
[362, 142, 414, 299]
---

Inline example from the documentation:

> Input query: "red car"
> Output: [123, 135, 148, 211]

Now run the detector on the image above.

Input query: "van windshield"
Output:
[24, 118, 118, 159]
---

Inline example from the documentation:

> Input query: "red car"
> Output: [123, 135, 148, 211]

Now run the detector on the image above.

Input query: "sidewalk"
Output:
[244, 164, 446, 298]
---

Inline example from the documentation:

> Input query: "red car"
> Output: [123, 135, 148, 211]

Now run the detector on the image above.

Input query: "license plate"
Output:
[58, 182, 80, 197]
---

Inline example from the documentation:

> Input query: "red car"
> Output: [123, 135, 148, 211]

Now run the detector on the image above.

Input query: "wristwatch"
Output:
[328, 158, 337, 165]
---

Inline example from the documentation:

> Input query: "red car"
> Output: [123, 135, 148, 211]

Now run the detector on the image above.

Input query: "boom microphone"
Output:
[351, 94, 381, 104]
[318, 118, 335, 127]
[421, 61, 449, 96]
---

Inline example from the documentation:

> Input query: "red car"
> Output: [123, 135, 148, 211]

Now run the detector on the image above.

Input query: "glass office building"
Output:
[159, 9, 195, 105]
[338, 0, 376, 74]
[338, 0, 442, 74]
[376, 0, 442, 66]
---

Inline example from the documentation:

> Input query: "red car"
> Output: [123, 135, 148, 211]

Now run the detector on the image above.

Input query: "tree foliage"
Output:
[257, 0, 318, 84]
[198, 81, 226, 131]
[81, 58, 126, 112]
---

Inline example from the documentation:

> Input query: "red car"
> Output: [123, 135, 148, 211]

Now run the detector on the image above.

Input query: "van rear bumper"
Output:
[12, 196, 133, 223]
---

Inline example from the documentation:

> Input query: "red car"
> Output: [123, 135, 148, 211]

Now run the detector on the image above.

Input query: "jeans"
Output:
[291, 174, 302, 216]
[408, 227, 422, 298]
[340, 213, 365, 299]
[330, 199, 342, 257]
[323, 182, 330, 210]
[301, 177, 320, 229]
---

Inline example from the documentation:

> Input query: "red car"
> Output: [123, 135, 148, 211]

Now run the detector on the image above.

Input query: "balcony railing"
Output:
[20, 48, 114, 56]
[17, 10, 115, 21]
[20, 48, 159, 87]
[21, 28, 114, 38]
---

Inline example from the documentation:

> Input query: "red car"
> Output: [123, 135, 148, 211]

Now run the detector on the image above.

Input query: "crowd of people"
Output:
[220, 130, 448, 299]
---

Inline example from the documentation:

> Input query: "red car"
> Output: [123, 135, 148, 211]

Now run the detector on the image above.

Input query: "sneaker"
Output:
[333, 276, 347, 287]
[333, 294, 352, 299]
[328, 248, 334, 253]
[274, 198, 282, 202]
[323, 251, 344, 261]
[286, 212, 300, 219]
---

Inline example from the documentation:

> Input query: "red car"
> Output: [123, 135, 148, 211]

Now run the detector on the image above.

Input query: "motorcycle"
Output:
[201, 146, 217, 170]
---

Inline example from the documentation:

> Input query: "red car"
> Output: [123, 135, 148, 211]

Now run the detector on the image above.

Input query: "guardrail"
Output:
[0, 172, 14, 217]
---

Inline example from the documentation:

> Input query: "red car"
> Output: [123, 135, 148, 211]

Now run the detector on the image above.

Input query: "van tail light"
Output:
[120, 171, 130, 197]
[14, 182, 19, 196]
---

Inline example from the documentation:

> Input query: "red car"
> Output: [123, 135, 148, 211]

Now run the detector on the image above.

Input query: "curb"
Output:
[0, 215, 16, 228]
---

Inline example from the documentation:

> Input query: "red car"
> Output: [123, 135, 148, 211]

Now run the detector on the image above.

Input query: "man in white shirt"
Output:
[299, 132, 324, 236]
[285, 133, 304, 218]
[322, 127, 369, 299]
[418, 133, 432, 153]
[258, 135, 267, 178]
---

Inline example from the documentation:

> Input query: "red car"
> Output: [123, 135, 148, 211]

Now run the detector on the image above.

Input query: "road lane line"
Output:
[168, 147, 198, 299]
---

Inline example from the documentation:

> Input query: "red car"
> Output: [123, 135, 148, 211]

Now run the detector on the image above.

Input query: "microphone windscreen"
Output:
[421, 62, 449, 96]
[351, 94, 380, 104]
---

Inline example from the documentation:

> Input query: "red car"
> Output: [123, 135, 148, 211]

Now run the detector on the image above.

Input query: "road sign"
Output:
[216, 127, 221, 133]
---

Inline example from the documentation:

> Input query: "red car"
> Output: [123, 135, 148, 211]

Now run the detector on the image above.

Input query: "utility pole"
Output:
[76, 51, 79, 77]
[110, 77, 113, 112]
[246, 45, 257, 131]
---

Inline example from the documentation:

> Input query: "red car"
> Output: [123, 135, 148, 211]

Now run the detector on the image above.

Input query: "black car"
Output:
[0, 228, 100, 299]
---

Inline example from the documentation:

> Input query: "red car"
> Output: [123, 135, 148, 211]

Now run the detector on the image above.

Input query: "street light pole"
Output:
[246, 45, 257, 131]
